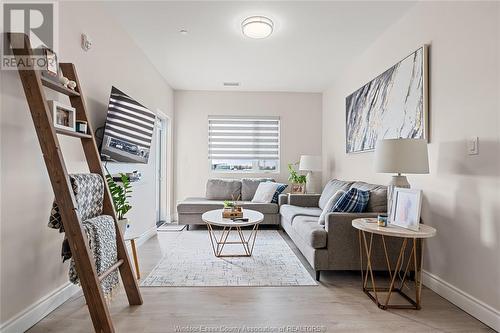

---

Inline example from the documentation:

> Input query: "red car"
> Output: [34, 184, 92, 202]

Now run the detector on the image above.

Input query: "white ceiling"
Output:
[104, 1, 415, 92]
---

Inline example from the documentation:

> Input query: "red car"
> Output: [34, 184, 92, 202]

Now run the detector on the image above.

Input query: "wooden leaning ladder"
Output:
[7, 33, 143, 333]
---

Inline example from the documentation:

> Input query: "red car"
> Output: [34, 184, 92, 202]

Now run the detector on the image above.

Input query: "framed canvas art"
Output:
[389, 188, 422, 231]
[345, 46, 428, 153]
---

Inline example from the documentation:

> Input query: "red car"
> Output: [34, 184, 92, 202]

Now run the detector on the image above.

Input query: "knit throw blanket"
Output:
[69, 215, 119, 296]
[48, 174, 119, 297]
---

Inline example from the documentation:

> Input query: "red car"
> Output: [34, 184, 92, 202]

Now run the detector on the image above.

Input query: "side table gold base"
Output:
[359, 230, 424, 310]
[207, 223, 259, 257]
[363, 287, 420, 310]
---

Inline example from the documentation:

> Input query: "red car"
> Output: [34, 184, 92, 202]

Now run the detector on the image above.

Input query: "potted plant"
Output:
[223, 200, 234, 209]
[105, 173, 132, 237]
[288, 162, 307, 194]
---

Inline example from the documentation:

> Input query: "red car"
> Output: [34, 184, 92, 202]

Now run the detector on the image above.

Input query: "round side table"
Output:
[352, 218, 436, 310]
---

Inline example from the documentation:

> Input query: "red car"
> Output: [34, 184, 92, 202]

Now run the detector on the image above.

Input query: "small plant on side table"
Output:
[288, 162, 306, 194]
[105, 173, 132, 236]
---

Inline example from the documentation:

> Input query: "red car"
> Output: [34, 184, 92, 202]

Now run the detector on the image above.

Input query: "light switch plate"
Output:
[467, 136, 479, 155]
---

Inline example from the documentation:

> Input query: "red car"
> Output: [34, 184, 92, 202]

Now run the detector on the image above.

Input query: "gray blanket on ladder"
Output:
[48, 174, 119, 297]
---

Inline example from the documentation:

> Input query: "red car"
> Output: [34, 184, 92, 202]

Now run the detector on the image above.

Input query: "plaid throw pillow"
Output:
[272, 183, 288, 204]
[331, 188, 369, 213]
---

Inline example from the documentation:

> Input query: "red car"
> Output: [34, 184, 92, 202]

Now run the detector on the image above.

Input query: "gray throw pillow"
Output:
[206, 179, 242, 200]
[318, 179, 353, 210]
[349, 182, 387, 212]
[318, 190, 345, 225]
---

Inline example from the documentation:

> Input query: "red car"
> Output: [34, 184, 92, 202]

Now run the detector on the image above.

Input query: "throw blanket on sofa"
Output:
[48, 174, 119, 297]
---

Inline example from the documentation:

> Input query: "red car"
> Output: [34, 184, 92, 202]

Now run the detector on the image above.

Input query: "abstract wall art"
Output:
[345, 46, 428, 153]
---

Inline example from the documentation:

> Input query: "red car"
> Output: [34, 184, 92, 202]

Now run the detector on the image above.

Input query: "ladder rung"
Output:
[41, 76, 81, 96]
[55, 128, 93, 139]
[98, 259, 124, 281]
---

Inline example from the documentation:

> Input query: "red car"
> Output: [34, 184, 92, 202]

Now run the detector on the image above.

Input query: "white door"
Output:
[155, 116, 168, 226]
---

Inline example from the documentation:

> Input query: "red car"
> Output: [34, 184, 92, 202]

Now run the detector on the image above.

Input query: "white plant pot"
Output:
[117, 218, 129, 237]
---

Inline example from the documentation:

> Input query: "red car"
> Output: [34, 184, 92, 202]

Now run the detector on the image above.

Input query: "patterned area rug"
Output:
[141, 230, 317, 287]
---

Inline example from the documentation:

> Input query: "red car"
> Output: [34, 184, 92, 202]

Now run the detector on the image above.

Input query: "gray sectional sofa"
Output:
[177, 177, 410, 282]
[177, 178, 280, 229]
[279, 179, 410, 281]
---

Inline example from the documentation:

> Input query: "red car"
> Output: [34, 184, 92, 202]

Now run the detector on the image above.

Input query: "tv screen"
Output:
[100, 87, 156, 163]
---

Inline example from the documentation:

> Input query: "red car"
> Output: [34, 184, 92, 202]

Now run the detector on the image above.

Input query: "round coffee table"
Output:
[202, 209, 264, 257]
[352, 218, 436, 310]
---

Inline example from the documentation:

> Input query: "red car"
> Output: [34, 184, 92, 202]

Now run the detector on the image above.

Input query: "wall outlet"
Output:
[467, 136, 479, 155]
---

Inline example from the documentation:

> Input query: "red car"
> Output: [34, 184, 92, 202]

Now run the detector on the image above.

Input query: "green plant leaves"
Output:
[105, 172, 133, 220]
[287, 162, 306, 184]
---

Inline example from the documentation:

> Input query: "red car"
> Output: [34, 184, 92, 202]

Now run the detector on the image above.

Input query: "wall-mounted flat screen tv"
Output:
[100, 87, 156, 163]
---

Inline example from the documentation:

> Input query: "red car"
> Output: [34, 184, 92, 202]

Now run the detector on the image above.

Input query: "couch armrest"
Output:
[325, 212, 381, 233]
[278, 193, 289, 206]
[288, 194, 321, 207]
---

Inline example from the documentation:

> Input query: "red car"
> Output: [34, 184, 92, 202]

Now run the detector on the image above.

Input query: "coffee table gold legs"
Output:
[359, 230, 423, 310]
[206, 223, 259, 257]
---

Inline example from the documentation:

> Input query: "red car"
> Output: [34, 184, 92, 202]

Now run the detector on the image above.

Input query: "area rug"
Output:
[141, 230, 317, 287]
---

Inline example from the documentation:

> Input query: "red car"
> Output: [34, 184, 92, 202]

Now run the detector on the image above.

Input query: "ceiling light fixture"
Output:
[241, 16, 273, 39]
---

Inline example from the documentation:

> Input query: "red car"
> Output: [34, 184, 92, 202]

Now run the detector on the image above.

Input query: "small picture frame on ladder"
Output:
[48, 100, 76, 132]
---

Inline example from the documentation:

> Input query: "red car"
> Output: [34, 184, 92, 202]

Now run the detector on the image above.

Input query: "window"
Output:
[208, 116, 280, 173]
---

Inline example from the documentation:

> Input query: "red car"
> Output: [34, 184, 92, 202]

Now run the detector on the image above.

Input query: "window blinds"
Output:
[208, 116, 280, 160]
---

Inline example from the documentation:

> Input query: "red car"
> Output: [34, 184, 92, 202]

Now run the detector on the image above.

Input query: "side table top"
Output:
[202, 209, 264, 227]
[352, 218, 436, 239]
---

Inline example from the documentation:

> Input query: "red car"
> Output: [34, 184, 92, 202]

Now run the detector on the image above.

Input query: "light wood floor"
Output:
[28, 227, 493, 333]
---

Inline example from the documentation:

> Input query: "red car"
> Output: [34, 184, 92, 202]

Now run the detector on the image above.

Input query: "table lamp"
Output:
[299, 155, 322, 194]
[374, 138, 429, 212]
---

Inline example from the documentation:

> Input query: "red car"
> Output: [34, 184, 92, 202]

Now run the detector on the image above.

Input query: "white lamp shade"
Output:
[374, 139, 429, 174]
[299, 155, 322, 172]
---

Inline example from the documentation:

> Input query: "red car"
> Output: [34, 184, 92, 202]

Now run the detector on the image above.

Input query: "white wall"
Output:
[322, 1, 499, 329]
[174, 91, 322, 206]
[0, 1, 173, 329]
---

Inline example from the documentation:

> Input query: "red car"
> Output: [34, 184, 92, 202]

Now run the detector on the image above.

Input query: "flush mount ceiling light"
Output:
[241, 16, 273, 39]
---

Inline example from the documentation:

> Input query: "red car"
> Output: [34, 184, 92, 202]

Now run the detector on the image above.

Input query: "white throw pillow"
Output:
[252, 182, 280, 203]
[318, 190, 345, 225]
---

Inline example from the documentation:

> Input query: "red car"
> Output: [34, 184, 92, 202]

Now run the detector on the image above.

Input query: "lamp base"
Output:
[305, 171, 320, 194]
[387, 175, 410, 216]
[389, 175, 410, 188]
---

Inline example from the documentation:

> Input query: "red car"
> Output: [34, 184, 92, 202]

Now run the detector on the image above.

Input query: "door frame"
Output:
[155, 109, 173, 223]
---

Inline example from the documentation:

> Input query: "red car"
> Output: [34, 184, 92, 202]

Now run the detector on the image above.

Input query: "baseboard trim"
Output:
[131, 225, 157, 248]
[423, 270, 500, 331]
[0, 282, 80, 333]
[1, 229, 155, 332]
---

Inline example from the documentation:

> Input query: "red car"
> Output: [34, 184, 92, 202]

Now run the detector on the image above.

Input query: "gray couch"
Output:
[177, 178, 280, 229]
[279, 179, 409, 281]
